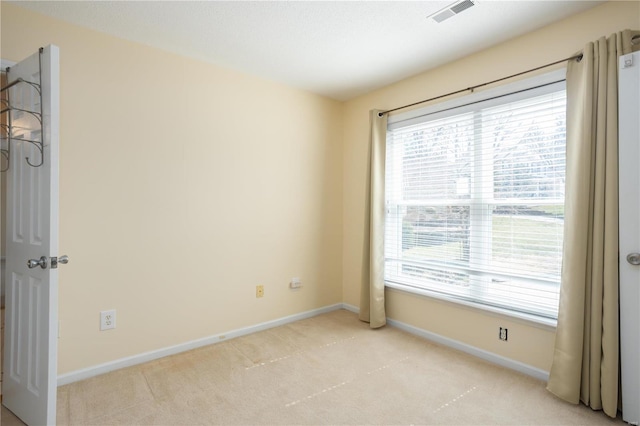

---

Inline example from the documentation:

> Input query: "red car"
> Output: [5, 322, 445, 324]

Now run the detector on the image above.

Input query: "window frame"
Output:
[384, 69, 566, 327]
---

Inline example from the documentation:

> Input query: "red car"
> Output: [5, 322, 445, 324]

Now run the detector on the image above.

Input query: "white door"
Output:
[2, 45, 60, 426]
[619, 50, 640, 425]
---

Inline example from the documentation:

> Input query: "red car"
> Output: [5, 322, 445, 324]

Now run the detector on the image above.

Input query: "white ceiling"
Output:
[8, 1, 604, 101]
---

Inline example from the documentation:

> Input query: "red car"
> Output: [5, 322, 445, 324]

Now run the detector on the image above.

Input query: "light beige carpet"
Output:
[1, 309, 623, 425]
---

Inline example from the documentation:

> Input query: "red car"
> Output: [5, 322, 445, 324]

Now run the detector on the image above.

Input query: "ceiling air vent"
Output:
[429, 0, 476, 23]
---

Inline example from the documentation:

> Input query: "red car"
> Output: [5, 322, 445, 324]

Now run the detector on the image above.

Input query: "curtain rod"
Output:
[378, 53, 583, 117]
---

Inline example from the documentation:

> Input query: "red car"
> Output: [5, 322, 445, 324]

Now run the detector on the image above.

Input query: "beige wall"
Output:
[343, 1, 640, 372]
[1, 3, 344, 374]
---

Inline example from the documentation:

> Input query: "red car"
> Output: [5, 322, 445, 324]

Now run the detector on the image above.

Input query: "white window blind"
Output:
[385, 81, 566, 320]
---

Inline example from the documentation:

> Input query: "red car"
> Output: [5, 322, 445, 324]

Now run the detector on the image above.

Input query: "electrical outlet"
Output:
[290, 277, 302, 289]
[256, 285, 264, 298]
[499, 327, 508, 341]
[100, 309, 116, 331]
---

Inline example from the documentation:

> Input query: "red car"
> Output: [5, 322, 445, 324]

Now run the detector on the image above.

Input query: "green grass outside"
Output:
[402, 214, 563, 279]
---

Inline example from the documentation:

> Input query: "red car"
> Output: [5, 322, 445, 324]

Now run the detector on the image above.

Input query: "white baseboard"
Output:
[58, 302, 548, 386]
[57, 303, 344, 386]
[339, 303, 549, 382]
[342, 303, 360, 314]
[386, 317, 549, 382]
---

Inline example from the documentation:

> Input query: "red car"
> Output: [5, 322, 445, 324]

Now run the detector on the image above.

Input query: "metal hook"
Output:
[0, 106, 42, 124]
[0, 148, 9, 172]
[0, 77, 40, 95]
[25, 141, 44, 167]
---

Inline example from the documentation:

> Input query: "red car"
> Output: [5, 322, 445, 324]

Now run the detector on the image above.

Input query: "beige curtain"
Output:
[359, 110, 387, 328]
[547, 30, 640, 418]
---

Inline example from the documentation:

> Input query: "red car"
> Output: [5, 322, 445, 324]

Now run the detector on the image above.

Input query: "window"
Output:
[385, 75, 566, 320]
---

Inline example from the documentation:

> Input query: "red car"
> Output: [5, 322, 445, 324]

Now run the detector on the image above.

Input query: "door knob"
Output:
[51, 255, 69, 269]
[26, 255, 69, 269]
[27, 256, 48, 269]
[627, 253, 640, 265]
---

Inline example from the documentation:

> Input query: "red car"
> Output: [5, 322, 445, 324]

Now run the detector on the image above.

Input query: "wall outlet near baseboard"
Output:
[100, 310, 116, 331]
[499, 327, 508, 341]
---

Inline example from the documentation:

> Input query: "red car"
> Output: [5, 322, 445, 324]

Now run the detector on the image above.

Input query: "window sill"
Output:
[385, 282, 558, 331]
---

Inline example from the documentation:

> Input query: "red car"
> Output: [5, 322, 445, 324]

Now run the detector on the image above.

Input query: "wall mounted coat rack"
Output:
[0, 48, 44, 172]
